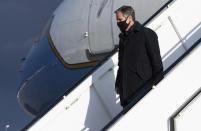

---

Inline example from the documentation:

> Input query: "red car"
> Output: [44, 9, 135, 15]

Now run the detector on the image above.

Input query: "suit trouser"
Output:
[122, 96, 133, 108]
[121, 78, 154, 108]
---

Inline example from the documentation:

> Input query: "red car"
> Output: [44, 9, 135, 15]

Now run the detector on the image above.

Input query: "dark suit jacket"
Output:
[115, 21, 164, 106]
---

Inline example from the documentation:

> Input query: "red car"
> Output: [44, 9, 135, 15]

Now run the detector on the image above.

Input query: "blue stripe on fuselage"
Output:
[18, 37, 92, 116]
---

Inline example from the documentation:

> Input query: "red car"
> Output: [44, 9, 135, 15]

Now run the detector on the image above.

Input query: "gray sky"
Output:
[0, 0, 62, 130]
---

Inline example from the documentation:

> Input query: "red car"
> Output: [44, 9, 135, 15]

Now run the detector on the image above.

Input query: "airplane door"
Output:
[130, 0, 168, 23]
[88, 0, 114, 55]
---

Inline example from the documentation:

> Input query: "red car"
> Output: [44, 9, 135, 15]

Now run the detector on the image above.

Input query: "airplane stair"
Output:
[23, 0, 201, 130]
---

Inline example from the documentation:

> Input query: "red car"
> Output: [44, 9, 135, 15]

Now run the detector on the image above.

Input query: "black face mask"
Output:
[117, 19, 129, 32]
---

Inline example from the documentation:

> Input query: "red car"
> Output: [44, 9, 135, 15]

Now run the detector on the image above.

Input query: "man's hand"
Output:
[115, 87, 119, 94]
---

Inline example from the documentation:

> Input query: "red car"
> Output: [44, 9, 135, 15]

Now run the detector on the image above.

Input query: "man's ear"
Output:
[126, 15, 132, 24]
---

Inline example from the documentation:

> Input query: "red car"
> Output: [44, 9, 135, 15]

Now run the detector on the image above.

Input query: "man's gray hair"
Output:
[114, 5, 135, 21]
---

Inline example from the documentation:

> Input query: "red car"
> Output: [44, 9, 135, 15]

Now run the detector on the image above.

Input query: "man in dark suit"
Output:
[115, 6, 164, 108]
